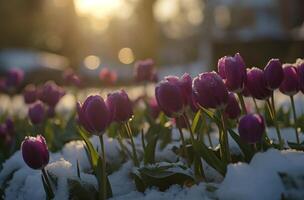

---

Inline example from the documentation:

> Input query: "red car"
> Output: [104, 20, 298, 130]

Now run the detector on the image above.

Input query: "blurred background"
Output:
[0, 0, 303, 85]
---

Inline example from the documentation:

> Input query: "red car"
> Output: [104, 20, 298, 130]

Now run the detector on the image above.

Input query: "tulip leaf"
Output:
[287, 142, 304, 151]
[77, 127, 99, 168]
[228, 129, 254, 162]
[131, 162, 195, 192]
[192, 141, 226, 175]
[68, 179, 97, 200]
[144, 135, 158, 165]
[96, 156, 113, 199]
[41, 174, 54, 199]
[200, 107, 221, 126]
[191, 110, 202, 133]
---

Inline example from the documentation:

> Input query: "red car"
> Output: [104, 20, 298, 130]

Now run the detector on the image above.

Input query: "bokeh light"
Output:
[118, 48, 135, 64]
[84, 55, 100, 70]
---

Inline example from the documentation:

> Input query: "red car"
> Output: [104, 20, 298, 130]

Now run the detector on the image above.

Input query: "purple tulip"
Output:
[218, 53, 246, 92]
[192, 71, 229, 109]
[5, 118, 14, 135]
[134, 59, 157, 82]
[77, 95, 110, 134]
[23, 84, 37, 104]
[5, 68, 24, 88]
[279, 64, 300, 96]
[225, 93, 241, 119]
[297, 59, 304, 94]
[21, 135, 49, 169]
[63, 69, 82, 87]
[148, 98, 160, 119]
[0, 119, 14, 146]
[238, 114, 265, 144]
[28, 101, 46, 125]
[106, 90, 133, 123]
[264, 59, 284, 90]
[39, 81, 65, 107]
[246, 68, 271, 100]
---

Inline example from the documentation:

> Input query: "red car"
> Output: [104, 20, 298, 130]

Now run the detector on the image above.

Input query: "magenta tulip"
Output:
[246, 68, 271, 100]
[238, 114, 265, 144]
[28, 101, 46, 125]
[225, 93, 241, 119]
[279, 64, 300, 96]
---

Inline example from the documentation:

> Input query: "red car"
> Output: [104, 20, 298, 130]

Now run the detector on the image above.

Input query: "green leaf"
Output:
[144, 135, 158, 165]
[68, 179, 97, 200]
[192, 141, 226, 175]
[96, 156, 113, 199]
[287, 142, 304, 151]
[191, 110, 202, 133]
[200, 107, 221, 126]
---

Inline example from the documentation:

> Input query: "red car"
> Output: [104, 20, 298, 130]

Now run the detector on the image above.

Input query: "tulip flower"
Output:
[134, 59, 156, 83]
[246, 68, 272, 100]
[63, 69, 82, 87]
[0, 119, 14, 147]
[23, 84, 38, 104]
[238, 114, 265, 144]
[99, 68, 117, 85]
[21, 135, 54, 198]
[296, 59, 304, 94]
[192, 71, 229, 109]
[224, 93, 241, 120]
[264, 59, 284, 90]
[39, 81, 65, 107]
[77, 95, 111, 135]
[148, 97, 160, 119]
[28, 101, 46, 125]
[279, 64, 301, 144]
[5, 68, 24, 89]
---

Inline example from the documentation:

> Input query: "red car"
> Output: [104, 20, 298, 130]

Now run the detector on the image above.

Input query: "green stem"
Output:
[177, 124, 190, 167]
[252, 97, 261, 115]
[42, 168, 54, 199]
[124, 122, 140, 167]
[290, 96, 300, 144]
[201, 113, 213, 148]
[237, 93, 247, 114]
[220, 112, 231, 163]
[269, 94, 284, 149]
[99, 135, 107, 200]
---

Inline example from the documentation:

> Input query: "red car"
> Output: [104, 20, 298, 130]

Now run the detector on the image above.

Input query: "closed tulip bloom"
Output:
[40, 81, 65, 107]
[5, 68, 24, 88]
[264, 59, 284, 90]
[246, 68, 271, 100]
[295, 59, 304, 94]
[218, 53, 246, 92]
[238, 114, 265, 144]
[28, 101, 46, 125]
[21, 135, 49, 169]
[23, 84, 37, 104]
[77, 95, 110, 134]
[106, 90, 133, 123]
[155, 79, 184, 117]
[279, 64, 300, 96]
[134, 59, 156, 82]
[192, 71, 229, 109]
[148, 97, 160, 119]
[225, 93, 241, 119]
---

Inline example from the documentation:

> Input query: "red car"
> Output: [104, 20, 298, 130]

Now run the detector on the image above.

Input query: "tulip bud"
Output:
[246, 68, 271, 100]
[21, 135, 49, 169]
[5, 68, 24, 88]
[99, 68, 117, 85]
[192, 71, 229, 109]
[148, 97, 160, 119]
[279, 64, 300, 96]
[28, 101, 46, 125]
[225, 93, 241, 119]
[23, 84, 37, 104]
[264, 59, 284, 90]
[106, 90, 133, 123]
[39, 81, 65, 107]
[134, 59, 156, 82]
[238, 114, 265, 144]
[77, 95, 110, 134]
[218, 53, 246, 92]
[295, 59, 304, 94]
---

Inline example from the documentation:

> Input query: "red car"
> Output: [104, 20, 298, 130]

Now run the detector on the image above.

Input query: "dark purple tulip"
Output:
[21, 135, 49, 169]
[106, 90, 133, 123]
[5, 118, 14, 135]
[134, 59, 156, 82]
[5, 68, 24, 88]
[225, 93, 241, 119]
[264, 59, 284, 90]
[0, 123, 13, 146]
[77, 95, 110, 134]
[148, 97, 160, 119]
[295, 59, 304, 94]
[246, 68, 272, 100]
[39, 81, 65, 107]
[155, 79, 184, 117]
[28, 101, 46, 125]
[279, 64, 300, 96]
[192, 71, 229, 109]
[238, 114, 265, 144]
[218, 53, 246, 92]
[23, 84, 37, 104]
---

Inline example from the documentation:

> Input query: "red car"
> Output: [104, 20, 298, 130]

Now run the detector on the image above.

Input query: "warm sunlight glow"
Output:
[118, 48, 135, 64]
[84, 55, 100, 70]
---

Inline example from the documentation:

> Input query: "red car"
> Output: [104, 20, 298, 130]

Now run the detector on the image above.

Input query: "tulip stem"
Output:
[290, 96, 300, 144]
[202, 113, 213, 148]
[220, 112, 231, 163]
[269, 94, 284, 148]
[237, 93, 247, 114]
[177, 124, 191, 167]
[252, 98, 261, 115]
[124, 122, 140, 167]
[182, 113, 205, 180]
[41, 168, 54, 199]
[99, 135, 107, 200]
